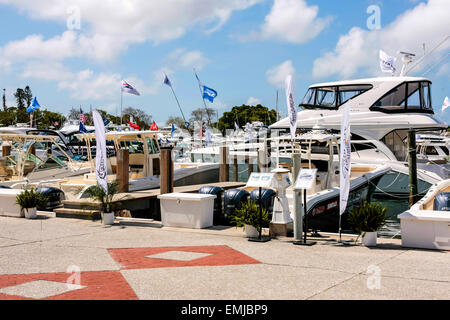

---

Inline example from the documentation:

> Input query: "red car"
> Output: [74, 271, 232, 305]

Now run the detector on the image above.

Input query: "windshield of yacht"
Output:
[370, 81, 433, 113]
[300, 84, 373, 110]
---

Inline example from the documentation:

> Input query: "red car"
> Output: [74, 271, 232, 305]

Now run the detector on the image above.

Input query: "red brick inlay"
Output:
[0, 271, 138, 300]
[108, 245, 261, 270]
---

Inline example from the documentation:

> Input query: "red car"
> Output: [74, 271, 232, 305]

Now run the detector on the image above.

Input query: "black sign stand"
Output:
[249, 186, 270, 243]
[293, 189, 316, 246]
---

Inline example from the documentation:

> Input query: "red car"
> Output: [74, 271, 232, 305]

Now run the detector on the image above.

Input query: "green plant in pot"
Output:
[348, 200, 388, 247]
[231, 200, 270, 238]
[82, 181, 121, 225]
[16, 188, 47, 219]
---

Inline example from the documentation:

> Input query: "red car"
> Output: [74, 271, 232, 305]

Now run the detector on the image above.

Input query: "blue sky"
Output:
[0, 0, 448, 125]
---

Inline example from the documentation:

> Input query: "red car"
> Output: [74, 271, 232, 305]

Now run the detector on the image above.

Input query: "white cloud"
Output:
[18, 47, 210, 100]
[166, 49, 210, 71]
[312, 0, 450, 79]
[0, 0, 263, 57]
[266, 60, 295, 88]
[247, 97, 261, 106]
[238, 0, 331, 43]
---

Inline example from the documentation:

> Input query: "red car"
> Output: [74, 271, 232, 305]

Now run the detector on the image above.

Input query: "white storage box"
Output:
[0, 189, 24, 217]
[398, 211, 450, 250]
[158, 193, 216, 229]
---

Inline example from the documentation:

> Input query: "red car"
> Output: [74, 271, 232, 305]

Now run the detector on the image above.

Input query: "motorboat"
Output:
[270, 76, 447, 164]
[0, 132, 91, 186]
[397, 179, 450, 250]
[25, 130, 219, 199]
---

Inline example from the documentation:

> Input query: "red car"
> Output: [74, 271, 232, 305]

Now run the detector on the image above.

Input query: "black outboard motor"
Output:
[36, 187, 65, 210]
[199, 186, 224, 225]
[223, 189, 250, 225]
[433, 192, 450, 211]
[250, 188, 276, 220]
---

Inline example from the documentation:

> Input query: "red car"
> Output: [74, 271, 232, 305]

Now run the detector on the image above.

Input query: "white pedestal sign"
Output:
[293, 169, 317, 242]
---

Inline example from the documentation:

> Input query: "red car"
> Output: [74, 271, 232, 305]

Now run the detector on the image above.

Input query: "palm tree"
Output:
[82, 181, 120, 213]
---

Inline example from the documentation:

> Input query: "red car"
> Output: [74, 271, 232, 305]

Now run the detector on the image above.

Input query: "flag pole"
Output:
[165, 73, 187, 123]
[193, 68, 211, 126]
[120, 89, 123, 127]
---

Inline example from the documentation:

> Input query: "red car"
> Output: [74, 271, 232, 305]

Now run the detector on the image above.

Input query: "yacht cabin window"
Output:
[371, 81, 433, 113]
[300, 85, 372, 110]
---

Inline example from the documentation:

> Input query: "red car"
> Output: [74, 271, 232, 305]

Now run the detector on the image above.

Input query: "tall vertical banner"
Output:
[339, 104, 351, 216]
[92, 110, 108, 193]
[285, 75, 297, 141]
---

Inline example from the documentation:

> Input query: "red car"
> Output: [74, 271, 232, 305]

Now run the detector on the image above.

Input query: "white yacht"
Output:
[271, 76, 447, 164]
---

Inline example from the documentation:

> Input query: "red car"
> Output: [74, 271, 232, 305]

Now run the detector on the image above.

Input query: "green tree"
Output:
[14, 88, 26, 109]
[24, 86, 33, 107]
[122, 107, 152, 129]
[166, 116, 187, 129]
[2, 88, 6, 111]
[217, 104, 278, 132]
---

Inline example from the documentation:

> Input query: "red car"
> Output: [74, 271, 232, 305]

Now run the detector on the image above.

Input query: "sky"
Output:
[0, 0, 448, 125]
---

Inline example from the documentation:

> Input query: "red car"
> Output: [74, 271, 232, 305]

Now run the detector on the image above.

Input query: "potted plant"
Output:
[16, 188, 47, 219]
[348, 200, 388, 247]
[231, 200, 270, 238]
[82, 181, 120, 225]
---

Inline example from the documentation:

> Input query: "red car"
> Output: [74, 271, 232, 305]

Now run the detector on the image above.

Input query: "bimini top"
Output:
[75, 130, 159, 142]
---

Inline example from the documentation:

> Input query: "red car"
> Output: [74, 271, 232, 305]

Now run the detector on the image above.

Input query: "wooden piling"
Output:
[219, 145, 229, 182]
[233, 156, 238, 182]
[117, 149, 129, 193]
[408, 129, 419, 207]
[160, 147, 174, 194]
[2, 143, 11, 157]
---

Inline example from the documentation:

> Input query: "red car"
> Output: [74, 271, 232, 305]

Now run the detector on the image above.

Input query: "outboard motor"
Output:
[223, 189, 250, 225]
[199, 185, 224, 225]
[433, 192, 450, 211]
[36, 186, 65, 210]
[250, 188, 276, 220]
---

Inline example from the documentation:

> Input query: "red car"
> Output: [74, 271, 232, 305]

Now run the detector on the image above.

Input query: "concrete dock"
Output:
[0, 212, 448, 300]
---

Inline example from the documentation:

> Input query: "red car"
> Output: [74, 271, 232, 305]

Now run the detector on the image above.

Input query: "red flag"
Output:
[128, 121, 140, 130]
[150, 121, 159, 131]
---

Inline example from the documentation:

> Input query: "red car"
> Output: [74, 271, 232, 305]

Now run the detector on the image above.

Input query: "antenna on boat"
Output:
[398, 51, 416, 76]
[403, 35, 450, 76]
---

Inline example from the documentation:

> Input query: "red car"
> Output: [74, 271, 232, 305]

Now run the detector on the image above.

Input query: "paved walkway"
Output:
[0, 213, 448, 300]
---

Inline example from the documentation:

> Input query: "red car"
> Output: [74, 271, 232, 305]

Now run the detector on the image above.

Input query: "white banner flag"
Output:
[379, 50, 396, 74]
[93, 110, 108, 194]
[205, 126, 212, 146]
[442, 96, 449, 112]
[339, 104, 351, 216]
[247, 123, 253, 141]
[285, 74, 297, 141]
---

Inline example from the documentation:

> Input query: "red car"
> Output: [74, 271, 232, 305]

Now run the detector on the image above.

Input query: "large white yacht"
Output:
[271, 76, 447, 164]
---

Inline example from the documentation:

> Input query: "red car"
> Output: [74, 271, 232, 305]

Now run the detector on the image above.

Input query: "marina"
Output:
[0, 0, 448, 306]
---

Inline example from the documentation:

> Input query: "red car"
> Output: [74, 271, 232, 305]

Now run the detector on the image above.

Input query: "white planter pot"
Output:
[244, 224, 260, 238]
[102, 212, 115, 225]
[22, 207, 37, 219]
[362, 231, 377, 247]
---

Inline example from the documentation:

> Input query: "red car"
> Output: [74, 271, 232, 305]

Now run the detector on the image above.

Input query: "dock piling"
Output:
[160, 147, 174, 194]
[117, 149, 129, 193]
[219, 145, 229, 182]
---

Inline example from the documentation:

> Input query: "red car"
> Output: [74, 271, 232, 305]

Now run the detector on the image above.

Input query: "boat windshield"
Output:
[300, 84, 372, 110]
[370, 81, 433, 113]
